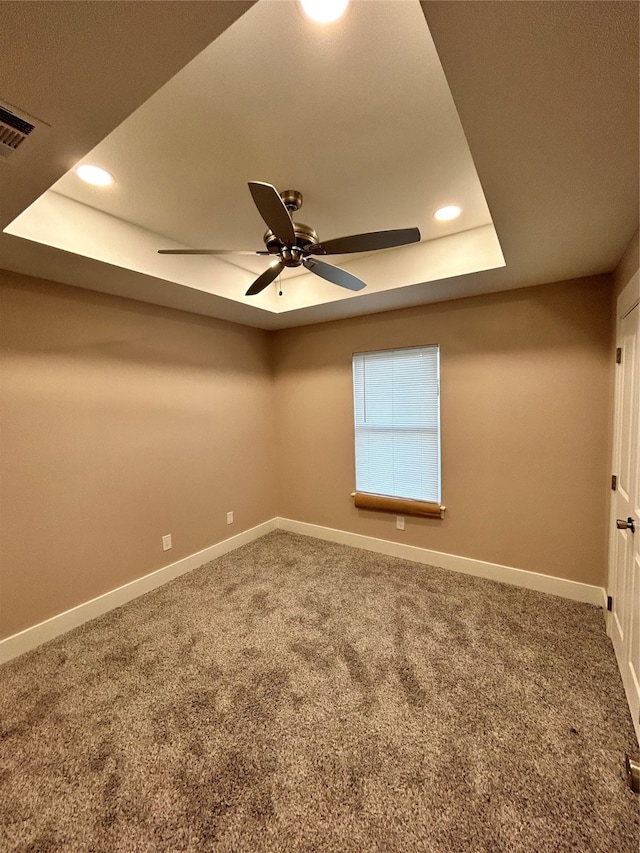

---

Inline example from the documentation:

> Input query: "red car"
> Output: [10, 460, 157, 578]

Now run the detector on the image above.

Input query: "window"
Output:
[352, 345, 441, 506]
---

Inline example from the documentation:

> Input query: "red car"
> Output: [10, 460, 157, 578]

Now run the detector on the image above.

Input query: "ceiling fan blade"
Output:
[303, 258, 366, 291]
[248, 181, 295, 244]
[245, 261, 284, 296]
[158, 249, 270, 255]
[307, 227, 421, 256]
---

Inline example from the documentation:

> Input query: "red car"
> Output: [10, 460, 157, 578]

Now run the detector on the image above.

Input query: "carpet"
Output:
[1, 530, 638, 851]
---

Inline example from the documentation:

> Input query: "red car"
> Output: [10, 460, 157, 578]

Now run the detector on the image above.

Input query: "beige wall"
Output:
[0, 270, 277, 639]
[274, 276, 614, 587]
[0, 267, 619, 641]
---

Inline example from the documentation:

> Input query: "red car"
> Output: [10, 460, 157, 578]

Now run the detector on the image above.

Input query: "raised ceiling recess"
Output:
[4, 1, 503, 319]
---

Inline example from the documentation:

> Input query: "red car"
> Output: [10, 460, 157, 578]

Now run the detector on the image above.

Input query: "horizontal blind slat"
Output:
[353, 345, 441, 503]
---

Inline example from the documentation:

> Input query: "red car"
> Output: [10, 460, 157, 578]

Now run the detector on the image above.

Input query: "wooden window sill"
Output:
[353, 492, 445, 519]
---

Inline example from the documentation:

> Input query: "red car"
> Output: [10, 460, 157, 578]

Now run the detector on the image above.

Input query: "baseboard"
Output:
[276, 518, 607, 608]
[2, 516, 606, 666]
[0, 518, 277, 666]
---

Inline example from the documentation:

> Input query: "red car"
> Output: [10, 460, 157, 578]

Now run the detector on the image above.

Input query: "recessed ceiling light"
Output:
[434, 205, 462, 222]
[300, 0, 349, 24]
[75, 164, 113, 187]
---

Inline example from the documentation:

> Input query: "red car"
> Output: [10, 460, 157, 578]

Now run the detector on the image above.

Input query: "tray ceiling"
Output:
[0, 0, 637, 330]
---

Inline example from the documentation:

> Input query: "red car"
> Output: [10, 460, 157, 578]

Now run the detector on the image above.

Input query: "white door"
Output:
[608, 271, 640, 746]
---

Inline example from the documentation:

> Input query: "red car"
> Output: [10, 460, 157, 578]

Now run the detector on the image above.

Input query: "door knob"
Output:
[616, 517, 636, 533]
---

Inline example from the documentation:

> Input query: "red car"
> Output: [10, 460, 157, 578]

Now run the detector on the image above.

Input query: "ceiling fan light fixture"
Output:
[300, 0, 349, 24]
[76, 164, 113, 187]
[434, 205, 462, 222]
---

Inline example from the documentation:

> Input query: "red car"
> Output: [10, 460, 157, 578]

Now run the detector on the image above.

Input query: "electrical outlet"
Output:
[396, 516, 405, 531]
[227, 511, 234, 525]
[162, 534, 172, 551]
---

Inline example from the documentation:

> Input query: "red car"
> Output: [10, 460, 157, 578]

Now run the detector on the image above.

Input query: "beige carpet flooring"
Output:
[1, 530, 638, 851]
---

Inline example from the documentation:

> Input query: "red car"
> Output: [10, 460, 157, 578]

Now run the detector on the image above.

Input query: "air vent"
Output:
[0, 105, 35, 160]
[0, 101, 49, 165]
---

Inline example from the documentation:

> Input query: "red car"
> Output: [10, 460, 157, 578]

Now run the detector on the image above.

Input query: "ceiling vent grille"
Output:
[0, 105, 35, 160]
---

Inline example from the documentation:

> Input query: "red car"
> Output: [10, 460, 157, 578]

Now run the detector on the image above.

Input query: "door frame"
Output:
[607, 268, 640, 745]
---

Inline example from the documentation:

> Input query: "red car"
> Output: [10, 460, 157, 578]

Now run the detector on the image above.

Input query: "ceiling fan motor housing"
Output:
[261, 188, 318, 266]
[263, 222, 319, 265]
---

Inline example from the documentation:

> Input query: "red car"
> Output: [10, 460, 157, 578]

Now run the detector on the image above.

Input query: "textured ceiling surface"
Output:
[0, 0, 637, 329]
[53, 1, 493, 255]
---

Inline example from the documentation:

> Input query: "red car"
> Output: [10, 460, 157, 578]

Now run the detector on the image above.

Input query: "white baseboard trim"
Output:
[2, 516, 606, 666]
[276, 518, 607, 608]
[0, 518, 277, 666]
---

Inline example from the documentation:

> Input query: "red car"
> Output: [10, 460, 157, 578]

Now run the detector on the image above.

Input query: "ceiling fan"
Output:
[158, 182, 421, 296]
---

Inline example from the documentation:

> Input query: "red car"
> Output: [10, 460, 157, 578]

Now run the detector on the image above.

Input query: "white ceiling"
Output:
[4, 0, 504, 318]
[0, 0, 637, 330]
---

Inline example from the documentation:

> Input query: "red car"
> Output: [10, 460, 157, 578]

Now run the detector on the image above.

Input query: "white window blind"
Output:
[352, 345, 441, 503]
